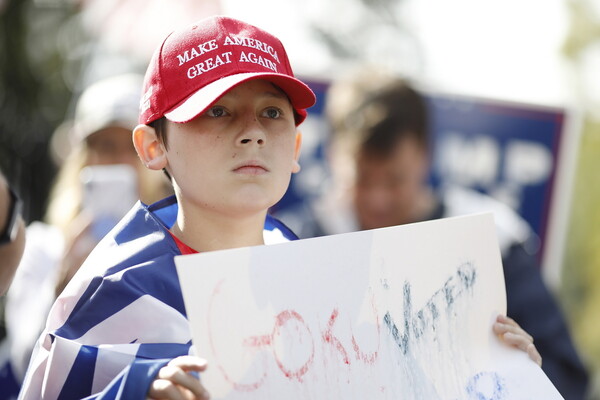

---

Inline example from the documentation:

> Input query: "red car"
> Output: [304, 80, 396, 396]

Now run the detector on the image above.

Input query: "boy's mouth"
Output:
[233, 161, 268, 175]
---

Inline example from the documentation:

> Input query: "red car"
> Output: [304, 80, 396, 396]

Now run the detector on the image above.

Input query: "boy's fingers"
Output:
[494, 314, 542, 367]
[493, 321, 533, 342]
[502, 331, 532, 351]
[148, 357, 210, 400]
[157, 365, 209, 399]
[148, 378, 188, 400]
[493, 316, 534, 342]
[168, 355, 209, 372]
[527, 343, 543, 367]
[148, 378, 209, 400]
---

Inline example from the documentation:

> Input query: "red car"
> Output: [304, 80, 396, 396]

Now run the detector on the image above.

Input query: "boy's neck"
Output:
[170, 207, 267, 252]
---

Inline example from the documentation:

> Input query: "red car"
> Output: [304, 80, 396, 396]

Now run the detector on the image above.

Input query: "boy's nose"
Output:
[240, 137, 265, 145]
[238, 117, 266, 146]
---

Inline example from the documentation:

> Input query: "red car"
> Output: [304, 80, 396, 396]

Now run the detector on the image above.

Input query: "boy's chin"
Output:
[232, 188, 286, 212]
[227, 199, 278, 218]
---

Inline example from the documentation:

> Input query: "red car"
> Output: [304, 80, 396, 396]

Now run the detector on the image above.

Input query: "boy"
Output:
[19, 16, 540, 400]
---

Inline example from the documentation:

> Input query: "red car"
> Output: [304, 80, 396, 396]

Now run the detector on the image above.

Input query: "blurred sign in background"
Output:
[273, 82, 577, 290]
[425, 93, 577, 292]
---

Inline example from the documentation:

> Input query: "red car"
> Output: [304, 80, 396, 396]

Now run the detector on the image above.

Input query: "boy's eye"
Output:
[206, 106, 228, 117]
[262, 107, 282, 119]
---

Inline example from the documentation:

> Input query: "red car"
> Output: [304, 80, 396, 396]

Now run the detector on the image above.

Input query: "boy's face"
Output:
[159, 79, 301, 218]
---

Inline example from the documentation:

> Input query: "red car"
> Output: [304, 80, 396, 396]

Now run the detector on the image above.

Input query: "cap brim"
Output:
[164, 72, 316, 124]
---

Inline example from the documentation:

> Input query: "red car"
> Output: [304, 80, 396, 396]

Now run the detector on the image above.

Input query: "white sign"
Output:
[175, 213, 563, 399]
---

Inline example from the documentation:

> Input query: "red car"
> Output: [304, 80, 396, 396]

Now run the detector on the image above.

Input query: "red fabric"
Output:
[168, 231, 198, 255]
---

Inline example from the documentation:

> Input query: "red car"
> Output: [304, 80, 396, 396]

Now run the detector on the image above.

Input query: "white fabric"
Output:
[5, 223, 64, 381]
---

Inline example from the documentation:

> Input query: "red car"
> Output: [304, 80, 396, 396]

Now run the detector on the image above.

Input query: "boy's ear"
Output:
[132, 124, 167, 171]
[292, 131, 302, 174]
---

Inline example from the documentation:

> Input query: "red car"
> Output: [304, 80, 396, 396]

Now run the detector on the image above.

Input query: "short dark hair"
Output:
[148, 117, 169, 149]
[147, 117, 171, 179]
[354, 80, 429, 158]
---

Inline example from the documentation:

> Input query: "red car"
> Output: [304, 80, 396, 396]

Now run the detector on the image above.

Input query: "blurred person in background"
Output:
[0, 171, 25, 296]
[44, 73, 172, 296]
[275, 65, 590, 400]
[0, 73, 172, 399]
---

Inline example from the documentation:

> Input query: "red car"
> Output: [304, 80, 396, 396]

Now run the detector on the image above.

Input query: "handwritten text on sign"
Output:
[176, 213, 562, 399]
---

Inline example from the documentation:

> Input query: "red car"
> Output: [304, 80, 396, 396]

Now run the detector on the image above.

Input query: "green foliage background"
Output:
[560, 1, 600, 397]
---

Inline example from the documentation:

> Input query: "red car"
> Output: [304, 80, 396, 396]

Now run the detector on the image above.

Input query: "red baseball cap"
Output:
[139, 16, 316, 125]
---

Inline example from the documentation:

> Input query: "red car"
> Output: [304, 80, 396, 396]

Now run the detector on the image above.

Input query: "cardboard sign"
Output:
[175, 213, 562, 399]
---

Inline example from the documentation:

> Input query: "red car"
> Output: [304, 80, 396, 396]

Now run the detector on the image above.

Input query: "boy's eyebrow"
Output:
[261, 90, 288, 100]
[220, 86, 289, 101]
[256, 88, 293, 106]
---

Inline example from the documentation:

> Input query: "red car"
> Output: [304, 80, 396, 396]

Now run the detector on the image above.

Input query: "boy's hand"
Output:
[493, 314, 542, 367]
[148, 356, 210, 400]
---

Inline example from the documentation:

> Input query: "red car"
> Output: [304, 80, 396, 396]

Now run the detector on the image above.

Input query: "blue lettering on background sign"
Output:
[426, 94, 565, 255]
